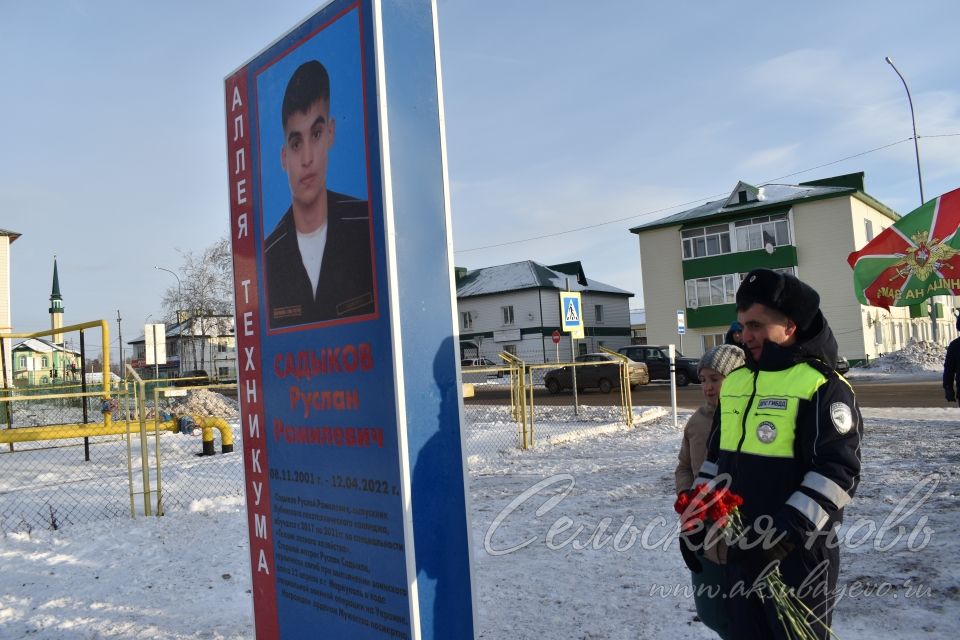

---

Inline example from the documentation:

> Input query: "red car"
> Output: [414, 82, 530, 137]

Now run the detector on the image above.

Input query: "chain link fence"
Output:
[1, 348, 645, 534]
[0, 380, 139, 534]
[0, 374, 242, 536]
[461, 351, 644, 460]
[148, 385, 242, 515]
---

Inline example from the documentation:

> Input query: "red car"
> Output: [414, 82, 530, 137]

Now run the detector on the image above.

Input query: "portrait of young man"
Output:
[264, 59, 375, 330]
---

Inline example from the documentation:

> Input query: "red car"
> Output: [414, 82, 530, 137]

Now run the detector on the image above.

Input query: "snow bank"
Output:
[846, 340, 947, 381]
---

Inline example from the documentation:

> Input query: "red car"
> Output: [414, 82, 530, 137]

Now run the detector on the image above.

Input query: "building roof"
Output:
[13, 337, 81, 355]
[128, 314, 234, 344]
[629, 173, 899, 234]
[0, 228, 21, 243]
[456, 260, 632, 298]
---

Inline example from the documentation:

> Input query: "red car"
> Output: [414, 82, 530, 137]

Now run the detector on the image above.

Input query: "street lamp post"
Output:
[154, 266, 183, 375]
[885, 56, 937, 342]
[884, 56, 925, 204]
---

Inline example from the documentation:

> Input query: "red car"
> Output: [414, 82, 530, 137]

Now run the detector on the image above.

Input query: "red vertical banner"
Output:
[225, 68, 279, 639]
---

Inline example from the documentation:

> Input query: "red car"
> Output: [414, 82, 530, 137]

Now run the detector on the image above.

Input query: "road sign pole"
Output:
[668, 344, 678, 428]
[571, 334, 579, 416]
[152, 327, 159, 380]
[676, 309, 686, 356]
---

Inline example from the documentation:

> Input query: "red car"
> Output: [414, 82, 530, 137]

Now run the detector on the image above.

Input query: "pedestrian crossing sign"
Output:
[560, 291, 584, 338]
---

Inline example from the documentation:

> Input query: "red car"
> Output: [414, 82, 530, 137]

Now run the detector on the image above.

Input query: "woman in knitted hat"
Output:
[674, 343, 744, 639]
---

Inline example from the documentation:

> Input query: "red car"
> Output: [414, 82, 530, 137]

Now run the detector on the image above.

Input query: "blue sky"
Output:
[2, 0, 959, 361]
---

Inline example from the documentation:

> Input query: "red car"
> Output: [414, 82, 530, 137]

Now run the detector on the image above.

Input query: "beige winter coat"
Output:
[675, 405, 715, 494]
[675, 404, 727, 564]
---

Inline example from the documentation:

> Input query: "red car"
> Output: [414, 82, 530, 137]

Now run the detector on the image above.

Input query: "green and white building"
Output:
[629, 173, 956, 364]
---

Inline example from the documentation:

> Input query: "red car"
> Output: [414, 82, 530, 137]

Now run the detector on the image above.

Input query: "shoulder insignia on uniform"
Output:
[830, 402, 854, 434]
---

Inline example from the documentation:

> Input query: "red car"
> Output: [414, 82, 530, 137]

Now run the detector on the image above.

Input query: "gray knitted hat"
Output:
[698, 344, 745, 377]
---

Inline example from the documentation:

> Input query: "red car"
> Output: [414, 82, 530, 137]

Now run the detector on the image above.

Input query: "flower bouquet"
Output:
[674, 484, 838, 640]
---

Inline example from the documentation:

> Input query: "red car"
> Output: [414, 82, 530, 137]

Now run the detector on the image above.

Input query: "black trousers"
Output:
[724, 542, 840, 640]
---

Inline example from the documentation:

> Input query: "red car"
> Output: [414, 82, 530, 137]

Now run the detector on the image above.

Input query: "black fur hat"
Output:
[736, 269, 820, 331]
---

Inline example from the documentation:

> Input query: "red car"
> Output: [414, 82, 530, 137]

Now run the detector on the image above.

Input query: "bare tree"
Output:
[161, 236, 234, 372]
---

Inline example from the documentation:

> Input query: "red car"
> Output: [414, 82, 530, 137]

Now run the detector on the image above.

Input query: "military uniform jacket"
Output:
[698, 313, 862, 547]
[264, 191, 375, 329]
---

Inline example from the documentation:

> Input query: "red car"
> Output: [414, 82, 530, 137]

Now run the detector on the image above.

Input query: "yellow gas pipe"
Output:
[0, 415, 233, 454]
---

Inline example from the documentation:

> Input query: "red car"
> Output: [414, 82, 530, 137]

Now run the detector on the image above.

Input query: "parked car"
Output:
[617, 345, 701, 386]
[461, 357, 498, 368]
[835, 356, 850, 375]
[461, 357, 504, 378]
[175, 370, 210, 387]
[543, 353, 649, 394]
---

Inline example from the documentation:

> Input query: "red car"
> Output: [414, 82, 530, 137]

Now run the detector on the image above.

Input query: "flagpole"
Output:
[885, 56, 939, 342]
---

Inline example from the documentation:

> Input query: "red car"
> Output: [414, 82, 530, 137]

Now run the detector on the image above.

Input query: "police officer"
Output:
[694, 268, 862, 639]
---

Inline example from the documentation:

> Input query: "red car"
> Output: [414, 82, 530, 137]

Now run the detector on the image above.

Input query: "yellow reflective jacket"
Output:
[697, 323, 862, 545]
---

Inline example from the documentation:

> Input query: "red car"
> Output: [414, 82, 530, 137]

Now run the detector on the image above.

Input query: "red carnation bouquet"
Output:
[674, 484, 839, 640]
[675, 483, 743, 532]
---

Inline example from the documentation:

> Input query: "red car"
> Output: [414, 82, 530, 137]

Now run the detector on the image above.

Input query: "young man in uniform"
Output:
[690, 268, 862, 639]
[264, 60, 375, 329]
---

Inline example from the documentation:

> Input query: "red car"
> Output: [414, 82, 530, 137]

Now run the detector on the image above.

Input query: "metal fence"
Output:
[147, 383, 241, 515]
[0, 344, 641, 534]
[461, 350, 638, 458]
[0, 381, 137, 533]
[0, 367, 242, 536]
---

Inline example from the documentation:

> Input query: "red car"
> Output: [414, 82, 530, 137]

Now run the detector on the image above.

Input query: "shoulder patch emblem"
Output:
[830, 402, 854, 434]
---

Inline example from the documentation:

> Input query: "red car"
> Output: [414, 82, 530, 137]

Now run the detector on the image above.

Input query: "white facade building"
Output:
[128, 314, 237, 380]
[456, 261, 633, 364]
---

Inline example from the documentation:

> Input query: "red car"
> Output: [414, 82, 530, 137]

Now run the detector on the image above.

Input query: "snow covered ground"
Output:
[0, 398, 957, 639]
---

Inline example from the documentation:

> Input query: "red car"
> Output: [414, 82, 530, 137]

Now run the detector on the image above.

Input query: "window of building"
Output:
[874, 320, 883, 345]
[701, 333, 726, 351]
[18, 356, 26, 368]
[501, 306, 514, 326]
[865, 219, 875, 242]
[217, 342, 227, 353]
[734, 214, 790, 252]
[218, 367, 230, 377]
[681, 224, 731, 259]
[503, 344, 517, 356]
[578, 343, 588, 356]
[594, 305, 604, 323]
[685, 274, 739, 308]
[461, 311, 474, 330]
[42, 356, 49, 368]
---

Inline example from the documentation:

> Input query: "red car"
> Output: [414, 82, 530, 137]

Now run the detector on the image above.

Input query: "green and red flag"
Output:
[847, 187, 960, 309]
